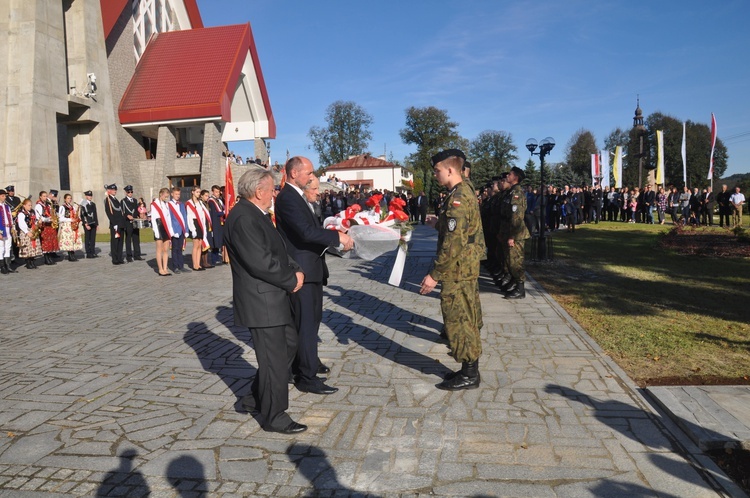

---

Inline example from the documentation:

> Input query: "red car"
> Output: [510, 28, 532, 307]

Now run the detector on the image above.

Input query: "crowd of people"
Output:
[475, 182, 745, 235]
[0, 183, 228, 276]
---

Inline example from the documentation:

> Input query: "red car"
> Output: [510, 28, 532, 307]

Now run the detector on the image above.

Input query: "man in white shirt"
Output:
[729, 186, 746, 228]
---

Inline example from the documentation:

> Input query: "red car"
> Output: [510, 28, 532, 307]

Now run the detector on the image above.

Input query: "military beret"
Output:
[510, 166, 525, 182]
[462, 160, 472, 170]
[5, 185, 14, 191]
[84, 190, 93, 196]
[105, 184, 118, 190]
[431, 148, 466, 166]
[124, 185, 134, 192]
[500, 172, 509, 179]
[49, 189, 59, 196]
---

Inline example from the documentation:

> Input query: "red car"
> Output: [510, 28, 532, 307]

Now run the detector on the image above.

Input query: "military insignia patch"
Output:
[512, 205, 518, 212]
[448, 218, 457, 231]
[452, 201, 461, 206]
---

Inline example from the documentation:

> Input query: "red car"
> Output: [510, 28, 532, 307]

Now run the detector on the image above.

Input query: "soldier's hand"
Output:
[419, 274, 437, 295]
[508, 239, 515, 248]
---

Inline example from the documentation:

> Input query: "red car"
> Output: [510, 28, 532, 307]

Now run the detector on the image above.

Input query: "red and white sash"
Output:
[187, 200, 209, 249]
[151, 201, 172, 238]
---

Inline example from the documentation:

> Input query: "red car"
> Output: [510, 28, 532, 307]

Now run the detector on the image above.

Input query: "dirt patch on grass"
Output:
[636, 375, 750, 388]
[659, 225, 750, 257]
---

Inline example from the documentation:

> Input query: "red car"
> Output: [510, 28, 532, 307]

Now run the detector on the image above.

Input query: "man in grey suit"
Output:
[224, 169, 307, 434]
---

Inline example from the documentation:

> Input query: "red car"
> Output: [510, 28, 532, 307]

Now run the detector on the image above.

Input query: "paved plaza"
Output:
[0, 225, 745, 497]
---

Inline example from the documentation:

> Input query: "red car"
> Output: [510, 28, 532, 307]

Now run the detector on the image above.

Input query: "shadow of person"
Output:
[545, 384, 731, 496]
[325, 284, 444, 344]
[183, 321, 258, 417]
[166, 455, 208, 497]
[323, 309, 450, 379]
[95, 449, 150, 497]
[287, 443, 379, 497]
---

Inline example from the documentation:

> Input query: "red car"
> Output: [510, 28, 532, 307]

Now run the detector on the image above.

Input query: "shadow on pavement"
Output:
[287, 443, 379, 497]
[95, 449, 150, 497]
[323, 308, 450, 379]
[545, 384, 726, 497]
[166, 454, 208, 497]
[183, 321, 256, 415]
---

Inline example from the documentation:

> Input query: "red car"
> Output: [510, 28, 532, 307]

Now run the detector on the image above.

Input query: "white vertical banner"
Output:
[614, 146, 622, 188]
[655, 130, 665, 185]
[600, 150, 610, 188]
[681, 122, 687, 184]
[707, 113, 717, 180]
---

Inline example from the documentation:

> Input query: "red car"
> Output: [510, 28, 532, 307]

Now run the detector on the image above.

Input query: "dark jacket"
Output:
[275, 184, 339, 284]
[223, 198, 300, 328]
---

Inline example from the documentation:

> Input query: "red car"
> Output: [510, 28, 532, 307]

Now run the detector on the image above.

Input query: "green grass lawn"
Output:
[527, 218, 750, 386]
[96, 229, 155, 243]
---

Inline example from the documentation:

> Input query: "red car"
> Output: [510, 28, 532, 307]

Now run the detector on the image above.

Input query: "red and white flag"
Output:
[707, 113, 717, 180]
[591, 153, 600, 186]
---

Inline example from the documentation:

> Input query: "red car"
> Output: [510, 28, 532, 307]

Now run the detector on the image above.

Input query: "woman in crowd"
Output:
[199, 189, 214, 270]
[679, 186, 692, 223]
[137, 198, 148, 219]
[150, 188, 172, 276]
[16, 198, 42, 269]
[655, 186, 667, 225]
[619, 187, 629, 222]
[186, 186, 209, 271]
[628, 189, 638, 223]
[57, 193, 82, 261]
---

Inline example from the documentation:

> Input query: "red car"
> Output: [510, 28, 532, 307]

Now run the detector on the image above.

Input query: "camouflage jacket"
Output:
[500, 183, 530, 241]
[430, 180, 487, 282]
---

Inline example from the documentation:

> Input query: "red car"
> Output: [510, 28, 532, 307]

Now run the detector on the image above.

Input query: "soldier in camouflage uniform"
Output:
[500, 166, 530, 299]
[420, 149, 486, 391]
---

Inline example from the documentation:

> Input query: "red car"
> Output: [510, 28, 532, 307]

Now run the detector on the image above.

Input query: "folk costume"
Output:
[0, 199, 15, 273]
[57, 201, 82, 260]
[16, 207, 42, 268]
[35, 198, 59, 264]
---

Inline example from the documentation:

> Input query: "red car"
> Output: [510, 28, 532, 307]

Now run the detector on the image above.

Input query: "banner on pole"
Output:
[613, 146, 622, 189]
[591, 154, 600, 186]
[681, 122, 687, 185]
[707, 113, 717, 180]
[655, 130, 664, 185]
[601, 150, 610, 188]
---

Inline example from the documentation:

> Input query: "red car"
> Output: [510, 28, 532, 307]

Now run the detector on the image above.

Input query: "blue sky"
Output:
[198, 0, 750, 176]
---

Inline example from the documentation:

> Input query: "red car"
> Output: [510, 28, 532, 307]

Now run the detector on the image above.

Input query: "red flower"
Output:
[392, 210, 409, 221]
[389, 198, 406, 211]
[366, 194, 383, 208]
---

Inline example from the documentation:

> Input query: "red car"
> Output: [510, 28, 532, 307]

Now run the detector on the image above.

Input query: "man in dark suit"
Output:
[104, 184, 125, 265]
[417, 191, 428, 224]
[701, 186, 715, 226]
[224, 169, 306, 434]
[121, 185, 142, 262]
[275, 156, 353, 395]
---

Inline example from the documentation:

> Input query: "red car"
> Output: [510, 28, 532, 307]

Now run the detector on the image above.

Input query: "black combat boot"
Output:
[0, 260, 8, 274]
[25, 258, 34, 269]
[497, 273, 511, 289]
[68, 251, 77, 262]
[436, 360, 480, 391]
[44, 253, 56, 265]
[505, 281, 526, 299]
[4, 258, 17, 273]
[503, 279, 517, 294]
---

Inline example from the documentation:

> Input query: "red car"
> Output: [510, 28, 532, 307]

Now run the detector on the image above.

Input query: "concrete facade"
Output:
[1, 0, 273, 207]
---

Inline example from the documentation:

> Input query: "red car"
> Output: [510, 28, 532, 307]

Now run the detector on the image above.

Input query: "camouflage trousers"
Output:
[440, 279, 483, 363]
[504, 239, 526, 282]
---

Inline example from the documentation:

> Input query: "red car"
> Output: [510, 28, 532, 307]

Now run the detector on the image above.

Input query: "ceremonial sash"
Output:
[208, 198, 224, 222]
[151, 201, 172, 238]
[168, 202, 186, 234]
[187, 201, 209, 249]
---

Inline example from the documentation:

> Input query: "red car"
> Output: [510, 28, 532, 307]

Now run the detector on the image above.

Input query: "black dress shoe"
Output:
[134, 257, 144, 261]
[317, 363, 331, 375]
[265, 421, 307, 434]
[296, 381, 338, 395]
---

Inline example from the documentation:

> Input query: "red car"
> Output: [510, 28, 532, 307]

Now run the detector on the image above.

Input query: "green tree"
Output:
[564, 128, 598, 181]
[467, 130, 518, 187]
[522, 158, 539, 188]
[308, 101, 373, 167]
[400, 106, 464, 204]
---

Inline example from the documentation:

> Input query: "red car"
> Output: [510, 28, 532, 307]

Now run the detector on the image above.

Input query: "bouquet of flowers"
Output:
[323, 194, 413, 285]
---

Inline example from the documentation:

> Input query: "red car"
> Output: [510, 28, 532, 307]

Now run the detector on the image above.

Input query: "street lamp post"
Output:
[526, 137, 555, 260]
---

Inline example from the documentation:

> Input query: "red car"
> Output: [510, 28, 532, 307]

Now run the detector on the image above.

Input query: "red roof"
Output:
[326, 154, 398, 171]
[100, 0, 203, 40]
[118, 23, 275, 137]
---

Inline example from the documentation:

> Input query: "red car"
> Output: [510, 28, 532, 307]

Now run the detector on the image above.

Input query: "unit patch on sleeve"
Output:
[448, 218, 457, 231]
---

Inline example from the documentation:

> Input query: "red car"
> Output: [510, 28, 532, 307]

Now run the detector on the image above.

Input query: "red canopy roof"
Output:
[326, 154, 397, 170]
[118, 23, 275, 137]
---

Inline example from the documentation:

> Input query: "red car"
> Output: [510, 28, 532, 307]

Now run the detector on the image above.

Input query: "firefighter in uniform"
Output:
[420, 149, 486, 391]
